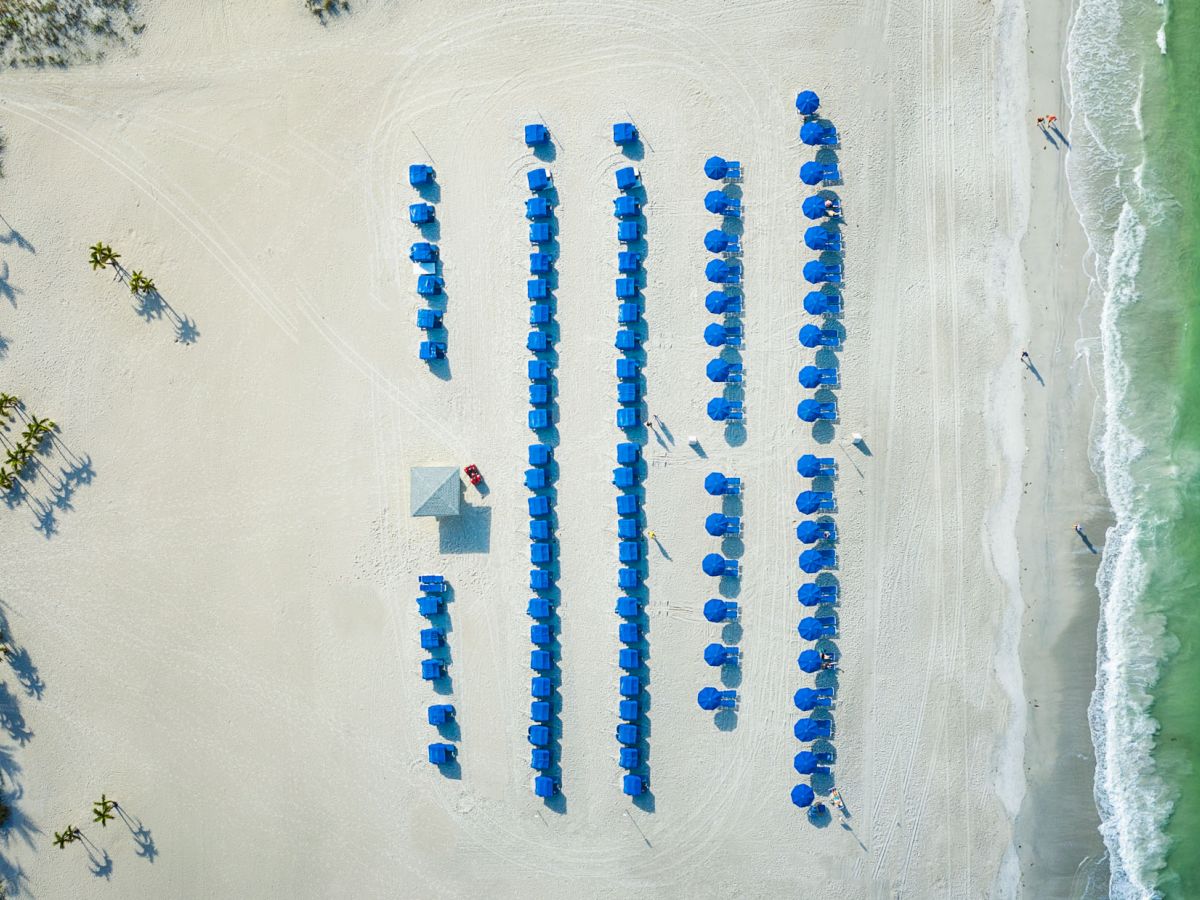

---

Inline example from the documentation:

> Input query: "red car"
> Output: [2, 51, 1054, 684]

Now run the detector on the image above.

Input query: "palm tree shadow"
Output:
[88, 849, 113, 879]
[0, 684, 32, 745]
[116, 807, 157, 863]
[0, 261, 20, 308]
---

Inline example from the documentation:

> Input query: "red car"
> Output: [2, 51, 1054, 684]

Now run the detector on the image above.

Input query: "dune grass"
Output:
[0, 0, 142, 68]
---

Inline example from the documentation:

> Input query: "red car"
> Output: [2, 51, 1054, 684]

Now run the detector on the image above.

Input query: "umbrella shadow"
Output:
[714, 707, 738, 731]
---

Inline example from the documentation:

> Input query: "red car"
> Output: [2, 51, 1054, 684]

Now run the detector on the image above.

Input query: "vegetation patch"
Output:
[0, 0, 143, 69]
[306, 0, 349, 24]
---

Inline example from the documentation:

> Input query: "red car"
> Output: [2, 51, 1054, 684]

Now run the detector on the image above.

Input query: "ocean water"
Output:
[1065, 0, 1200, 897]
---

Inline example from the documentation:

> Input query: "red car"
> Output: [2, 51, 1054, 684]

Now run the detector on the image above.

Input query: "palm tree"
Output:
[128, 271, 147, 294]
[92, 795, 116, 827]
[4, 449, 23, 473]
[28, 415, 55, 439]
[0, 468, 12, 491]
[88, 243, 120, 271]
[52, 826, 80, 849]
[0, 394, 17, 422]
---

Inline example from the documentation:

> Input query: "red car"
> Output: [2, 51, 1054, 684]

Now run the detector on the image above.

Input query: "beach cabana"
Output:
[417, 274, 444, 296]
[704, 322, 743, 348]
[794, 717, 833, 742]
[705, 258, 742, 284]
[705, 291, 743, 316]
[618, 380, 640, 401]
[804, 225, 843, 252]
[529, 305, 552, 327]
[616, 357, 640, 380]
[704, 229, 737, 253]
[703, 598, 739, 622]
[623, 775, 646, 797]
[417, 595, 443, 617]
[526, 197, 552, 219]
[618, 541, 640, 563]
[410, 241, 439, 263]
[798, 615, 838, 640]
[797, 399, 838, 422]
[530, 649, 553, 672]
[703, 471, 741, 496]
[410, 466, 461, 518]
[527, 330, 551, 352]
[799, 121, 839, 145]
[619, 747, 640, 769]
[798, 365, 839, 388]
[706, 398, 744, 422]
[616, 277, 638, 299]
[790, 784, 816, 809]
[428, 704, 455, 726]
[530, 520, 551, 540]
[616, 723, 639, 745]
[531, 748, 552, 770]
[534, 775, 559, 798]
[795, 490, 836, 514]
[531, 541, 554, 564]
[702, 552, 739, 577]
[618, 567, 641, 589]
[530, 222, 552, 244]
[613, 122, 638, 145]
[705, 512, 741, 536]
[617, 302, 640, 325]
[616, 407, 641, 429]
[528, 597, 552, 619]
[796, 520, 838, 544]
[530, 252, 552, 274]
[618, 220, 643, 243]
[619, 699, 640, 721]
[616, 516, 639, 537]
[619, 648, 640, 671]
[428, 742, 455, 765]
[793, 687, 835, 712]
[799, 548, 836, 573]
[703, 643, 739, 667]
[619, 622, 641, 643]
[802, 194, 840, 219]
[418, 340, 447, 361]
[800, 160, 841, 185]
[615, 328, 641, 350]
[798, 324, 840, 348]
[617, 444, 640, 466]
[705, 358, 744, 383]
[409, 164, 434, 187]
[531, 675, 553, 697]
[616, 596, 640, 617]
[614, 196, 640, 218]
[528, 724, 551, 746]
[419, 627, 445, 650]
[527, 168, 551, 191]
[525, 123, 550, 146]
[697, 686, 737, 710]
[795, 90, 820, 115]
[530, 569, 553, 590]
[421, 658, 446, 680]
[618, 251, 642, 273]
[616, 494, 640, 516]
[804, 290, 842, 316]
[415, 308, 442, 330]
[529, 443, 553, 466]
[528, 495, 551, 517]
[798, 583, 839, 606]
[408, 202, 435, 225]
[528, 408, 552, 430]
[797, 456, 836, 480]
[615, 166, 640, 191]
[531, 699, 552, 721]
[619, 675, 641, 697]
[803, 260, 843, 283]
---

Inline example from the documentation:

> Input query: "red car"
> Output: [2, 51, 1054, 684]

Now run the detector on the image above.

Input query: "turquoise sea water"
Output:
[1066, 0, 1200, 897]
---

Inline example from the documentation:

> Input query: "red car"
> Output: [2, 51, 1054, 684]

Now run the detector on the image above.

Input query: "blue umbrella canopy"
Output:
[702, 553, 728, 576]
[706, 358, 732, 381]
[798, 649, 823, 672]
[793, 690, 822, 713]
[798, 400, 823, 422]
[704, 322, 730, 347]
[697, 686, 722, 710]
[794, 718, 827, 742]
[796, 520, 824, 543]
[803, 260, 829, 283]
[704, 190, 729, 213]
[800, 121, 832, 145]
[804, 225, 835, 250]
[798, 365, 824, 388]
[797, 583, 825, 606]
[793, 749, 819, 772]
[804, 291, 836, 316]
[707, 397, 730, 421]
[798, 617, 824, 640]
[705, 258, 731, 282]
[802, 195, 828, 219]
[799, 324, 824, 347]
[796, 454, 823, 477]
[791, 783, 816, 808]
[799, 161, 827, 185]
[799, 549, 831, 573]
[796, 491, 823, 514]
[704, 642, 729, 666]
[705, 512, 729, 536]
[703, 598, 729, 621]
[704, 472, 728, 495]
[704, 229, 730, 252]
[795, 90, 820, 115]
[704, 155, 728, 179]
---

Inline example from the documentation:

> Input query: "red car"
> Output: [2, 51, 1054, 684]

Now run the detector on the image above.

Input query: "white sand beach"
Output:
[0, 0, 1104, 896]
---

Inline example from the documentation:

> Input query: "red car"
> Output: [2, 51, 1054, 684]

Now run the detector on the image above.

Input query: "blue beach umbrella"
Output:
[704, 190, 730, 214]
[793, 690, 825, 713]
[798, 617, 825, 640]
[804, 291, 840, 316]
[794, 717, 832, 742]
[793, 749, 820, 773]
[704, 156, 729, 179]
[798, 649, 824, 673]
[802, 195, 830, 219]
[704, 229, 731, 252]
[795, 90, 820, 115]
[791, 783, 816, 808]
[697, 686, 722, 710]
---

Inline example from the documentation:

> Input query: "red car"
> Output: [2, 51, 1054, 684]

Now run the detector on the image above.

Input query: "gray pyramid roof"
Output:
[410, 466, 462, 517]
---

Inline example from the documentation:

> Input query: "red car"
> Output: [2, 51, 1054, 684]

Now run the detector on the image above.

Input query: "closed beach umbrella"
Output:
[798, 649, 824, 672]
[791, 783, 816, 808]
[804, 291, 839, 316]
[705, 512, 729, 536]
[702, 553, 729, 576]
[704, 229, 731, 252]
[795, 90, 820, 115]
[798, 617, 825, 640]
[697, 686, 722, 710]
[793, 749, 820, 773]
[704, 472, 729, 495]
[802, 195, 830, 219]
[704, 155, 729, 179]
[704, 190, 730, 214]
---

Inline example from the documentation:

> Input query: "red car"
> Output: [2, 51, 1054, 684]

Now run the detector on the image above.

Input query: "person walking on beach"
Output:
[646, 530, 656, 540]
[1036, 116, 1045, 129]
[1021, 350, 1030, 364]
[1047, 114, 1058, 128]
[1074, 523, 1085, 536]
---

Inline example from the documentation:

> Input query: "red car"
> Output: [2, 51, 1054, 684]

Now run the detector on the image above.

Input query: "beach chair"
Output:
[529, 304, 552, 326]
[617, 220, 643, 243]
[531, 700, 552, 722]
[527, 278, 550, 300]
[531, 748, 552, 770]
[530, 222, 552, 244]
[427, 704, 455, 726]
[531, 675, 553, 698]
[619, 699, 640, 721]
[616, 407, 641, 429]
[409, 202, 435, 225]
[409, 164, 434, 187]
[613, 196, 640, 218]
[527, 330, 551, 352]
[527, 597, 552, 619]
[419, 574, 444, 586]
[617, 302, 640, 325]
[525, 197, 552, 220]
[415, 308, 442, 330]
[427, 742, 455, 765]
[528, 408, 552, 430]
[613, 122, 638, 145]
[619, 622, 641, 644]
[530, 649, 553, 672]
[526, 168, 551, 192]
[619, 747, 640, 770]
[418, 341, 447, 360]
[417, 595, 443, 617]
[524, 123, 550, 146]
[419, 627, 445, 650]
[530, 252, 552, 274]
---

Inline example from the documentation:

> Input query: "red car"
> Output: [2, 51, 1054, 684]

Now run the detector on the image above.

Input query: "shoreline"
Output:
[1009, 0, 1111, 894]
